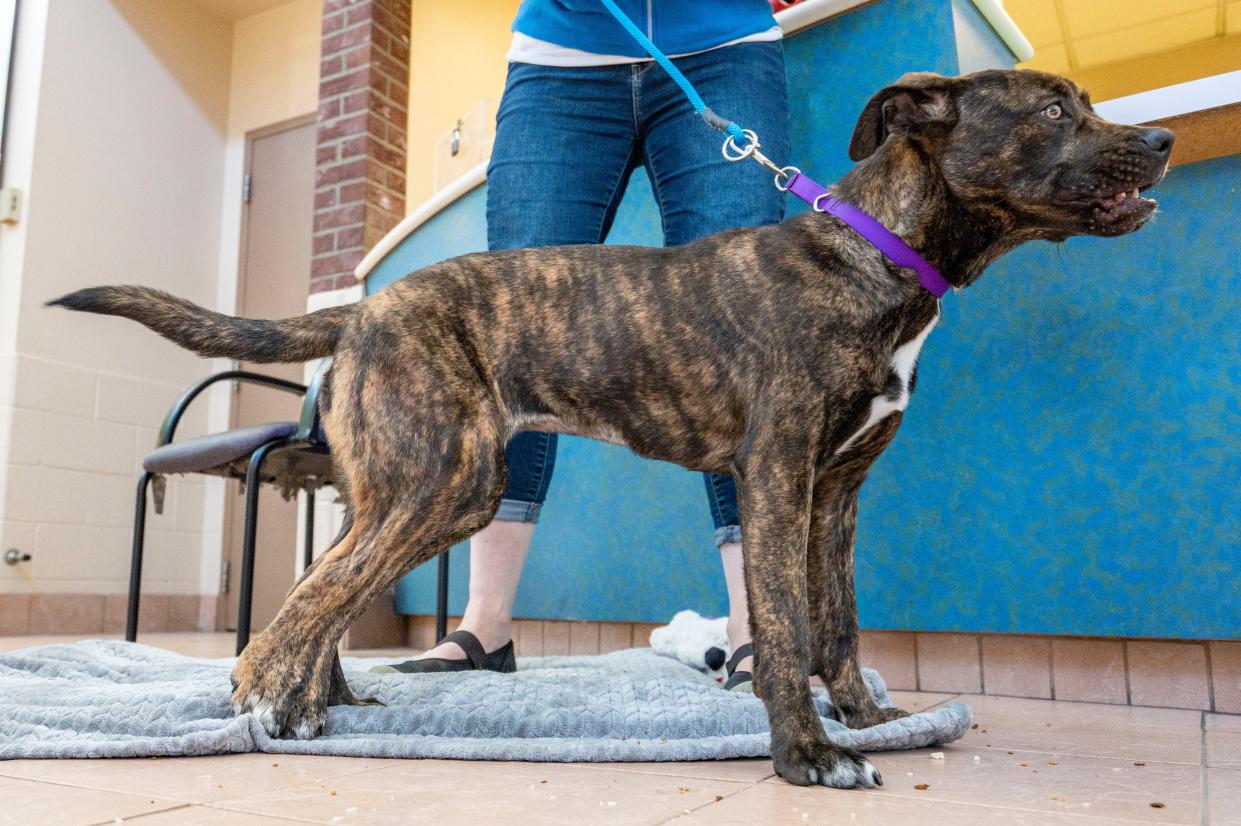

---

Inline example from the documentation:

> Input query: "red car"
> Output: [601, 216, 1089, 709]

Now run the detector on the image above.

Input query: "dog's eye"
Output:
[1042, 103, 1064, 120]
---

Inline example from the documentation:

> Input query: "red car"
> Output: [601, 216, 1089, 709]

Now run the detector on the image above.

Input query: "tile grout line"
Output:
[84, 802, 191, 826]
[913, 633, 922, 692]
[976, 634, 986, 695]
[179, 758, 406, 806]
[1048, 637, 1058, 700]
[0, 757, 405, 810]
[0, 772, 197, 802]
[1204, 642, 1216, 713]
[201, 801, 329, 824]
[955, 689, 1215, 712]
[1201, 710, 1210, 826]
[831, 782, 1191, 823]
[651, 774, 761, 825]
[571, 762, 773, 785]
[924, 692, 962, 711]
[971, 743, 1202, 768]
[1123, 641, 1133, 705]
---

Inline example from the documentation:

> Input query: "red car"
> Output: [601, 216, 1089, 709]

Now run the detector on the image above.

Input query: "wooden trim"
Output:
[1150, 101, 1241, 167]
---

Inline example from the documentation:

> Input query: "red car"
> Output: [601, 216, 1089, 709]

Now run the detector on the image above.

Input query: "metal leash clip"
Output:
[722, 129, 800, 192]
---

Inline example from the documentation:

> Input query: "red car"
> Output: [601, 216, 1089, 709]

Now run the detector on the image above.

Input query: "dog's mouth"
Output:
[1094, 185, 1152, 212]
[1080, 176, 1162, 235]
[1093, 180, 1158, 213]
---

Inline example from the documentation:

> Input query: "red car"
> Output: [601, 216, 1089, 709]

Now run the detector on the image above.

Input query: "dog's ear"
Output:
[848, 72, 964, 161]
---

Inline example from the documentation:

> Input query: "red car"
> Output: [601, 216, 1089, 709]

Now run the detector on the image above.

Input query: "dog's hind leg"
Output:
[230, 381, 506, 739]
[282, 503, 378, 708]
[808, 418, 910, 730]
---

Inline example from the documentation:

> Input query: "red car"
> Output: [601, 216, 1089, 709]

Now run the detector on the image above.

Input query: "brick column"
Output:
[311, 0, 410, 294]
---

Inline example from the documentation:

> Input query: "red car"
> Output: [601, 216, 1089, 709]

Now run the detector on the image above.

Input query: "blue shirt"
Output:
[512, 0, 777, 58]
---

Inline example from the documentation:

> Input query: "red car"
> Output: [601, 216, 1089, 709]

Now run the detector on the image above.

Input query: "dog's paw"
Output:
[831, 704, 911, 730]
[232, 688, 326, 740]
[230, 649, 327, 740]
[773, 741, 882, 789]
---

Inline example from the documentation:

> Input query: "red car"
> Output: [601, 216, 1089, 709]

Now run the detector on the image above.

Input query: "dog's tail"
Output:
[47, 286, 354, 363]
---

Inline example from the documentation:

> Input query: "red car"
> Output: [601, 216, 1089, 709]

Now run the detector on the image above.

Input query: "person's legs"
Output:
[638, 41, 790, 678]
[416, 61, 640, 661]
[704, 475, 751, 673]
[430, 430, 552, 654]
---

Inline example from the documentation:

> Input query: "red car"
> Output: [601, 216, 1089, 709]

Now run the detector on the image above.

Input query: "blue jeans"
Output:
[486, 41, 789, 546]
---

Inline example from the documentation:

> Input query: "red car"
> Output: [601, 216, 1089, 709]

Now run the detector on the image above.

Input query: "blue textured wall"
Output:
[373, 1, 1240, 638]
[859, 153, 1241, 638]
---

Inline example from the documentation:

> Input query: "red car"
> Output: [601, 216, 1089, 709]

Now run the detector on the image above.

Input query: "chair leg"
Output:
[303, 487, 315, 572]
[436, 548, 449, 643]
[126, 472, 153, 643]
[236, 440, 284, 656]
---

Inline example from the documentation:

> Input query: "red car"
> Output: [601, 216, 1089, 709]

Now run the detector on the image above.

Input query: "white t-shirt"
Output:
[507, 25, 783, 67]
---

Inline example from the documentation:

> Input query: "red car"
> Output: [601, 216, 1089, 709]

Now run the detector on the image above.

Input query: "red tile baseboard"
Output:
[0, 593, 216, 635]
[398, 615, 1239, 713]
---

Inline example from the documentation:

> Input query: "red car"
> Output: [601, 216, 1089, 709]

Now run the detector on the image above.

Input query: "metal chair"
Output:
[129, 360, 333, 654]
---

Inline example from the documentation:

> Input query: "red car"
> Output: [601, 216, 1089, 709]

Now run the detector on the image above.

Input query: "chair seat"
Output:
[143, 422, 297, 474]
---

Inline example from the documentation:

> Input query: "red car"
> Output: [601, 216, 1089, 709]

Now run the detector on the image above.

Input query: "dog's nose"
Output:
[1139, 127, 1174, 157]
[705, 646, 726, 671]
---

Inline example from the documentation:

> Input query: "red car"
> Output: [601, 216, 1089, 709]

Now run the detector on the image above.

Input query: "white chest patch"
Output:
[835, 315, 938, 456]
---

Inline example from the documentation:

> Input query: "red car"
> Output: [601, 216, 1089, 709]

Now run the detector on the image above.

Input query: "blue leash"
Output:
[598, 0, 954, 297]
[598, 0, 748, 145]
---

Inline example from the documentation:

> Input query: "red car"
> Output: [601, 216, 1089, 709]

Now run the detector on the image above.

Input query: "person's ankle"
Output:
[726, 621, 753, 670]
[454, 611, 513, 653]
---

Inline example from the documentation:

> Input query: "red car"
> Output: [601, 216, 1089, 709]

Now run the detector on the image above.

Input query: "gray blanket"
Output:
[0, 640, 971, 761]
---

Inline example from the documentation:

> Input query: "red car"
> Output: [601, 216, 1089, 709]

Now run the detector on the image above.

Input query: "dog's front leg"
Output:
[807, 470, 910, 730]
[735, 438, 882, 789]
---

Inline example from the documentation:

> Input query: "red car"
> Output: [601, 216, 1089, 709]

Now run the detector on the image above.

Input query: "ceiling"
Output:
[1005, 0, 1241, 74]
[188, 0, 296, 23]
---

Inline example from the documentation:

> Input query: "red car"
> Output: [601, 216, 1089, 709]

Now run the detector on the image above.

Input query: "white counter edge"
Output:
[773, 0, 869, 35]
[966, 0, 1034, 62]
[1093, 70, 1241, 123]
[354, 161, 488, 282]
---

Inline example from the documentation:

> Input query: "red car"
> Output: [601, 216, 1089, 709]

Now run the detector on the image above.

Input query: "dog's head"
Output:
[849, 69, 1173, 240]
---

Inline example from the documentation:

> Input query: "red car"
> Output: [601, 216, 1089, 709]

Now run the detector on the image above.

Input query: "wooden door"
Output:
[221, 117, 316, 632]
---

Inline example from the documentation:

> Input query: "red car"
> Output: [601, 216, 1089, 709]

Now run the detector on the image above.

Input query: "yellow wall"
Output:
[1057, 35, 1241, 101]
[406, 0, 521, 210]
[1008, 0, 1241, 100]
[228, 0, 322, 137]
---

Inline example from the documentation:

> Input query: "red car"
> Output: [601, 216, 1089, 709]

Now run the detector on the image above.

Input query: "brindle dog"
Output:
[51, 69, 1172, 789]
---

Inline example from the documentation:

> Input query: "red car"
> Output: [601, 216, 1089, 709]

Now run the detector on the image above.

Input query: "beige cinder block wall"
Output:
[0, 0, 326, 635]
[0, 0, 234, 630]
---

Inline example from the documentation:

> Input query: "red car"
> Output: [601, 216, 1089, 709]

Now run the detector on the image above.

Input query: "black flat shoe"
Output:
[724, 642, 755, 693]
[369, 630, 517, 674]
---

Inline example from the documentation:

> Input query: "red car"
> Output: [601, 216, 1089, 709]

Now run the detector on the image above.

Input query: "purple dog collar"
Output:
[784, 172, 952, 299]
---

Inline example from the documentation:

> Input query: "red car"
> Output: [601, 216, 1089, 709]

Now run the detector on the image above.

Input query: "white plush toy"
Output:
[649, 610, 731, 684]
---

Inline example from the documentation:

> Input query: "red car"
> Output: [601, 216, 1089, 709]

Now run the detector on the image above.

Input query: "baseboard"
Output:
[0, 593, 218, 635]
[399, 615, 1241, 714]
[341, 590, 405, 650]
